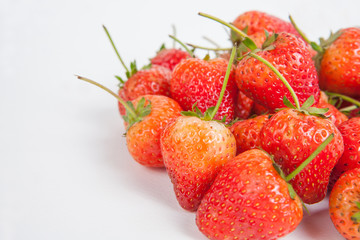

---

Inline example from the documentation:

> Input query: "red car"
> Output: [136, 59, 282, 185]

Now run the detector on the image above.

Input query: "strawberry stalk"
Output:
[186, 43, 232, 52]
[285, 133, 334, 182]
[169, 35, 195, 58]
[208, 46, 237, 120]
[198, 12, 258, 51]
[103, 25, 130, 73]
[326, 91, 360, 108]
[77, 75, 151, 130]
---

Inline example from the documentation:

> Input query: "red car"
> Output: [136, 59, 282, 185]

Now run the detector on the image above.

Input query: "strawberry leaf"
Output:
[351, 202, 360, 223]
[283, 96, 296, 109]
[122, 97, 151, 130]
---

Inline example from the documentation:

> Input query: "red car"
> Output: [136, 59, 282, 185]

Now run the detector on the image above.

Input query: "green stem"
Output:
[198, 12, 257, 51]
[339, 105, 358, 113]
[172, 25, 177, 48]
[187, 43, 231, 51]
[326, 92, 360, 108]
[169, 35, 194, 58]
[103, 25, 130, 73]
[203, 36, 221, 48]
[248, 52, 301, 109]
[285, 133, 334, 182]
[209, 46, 236, 120]
[76, 75, 137, 118]
[289, 15, 312, 45]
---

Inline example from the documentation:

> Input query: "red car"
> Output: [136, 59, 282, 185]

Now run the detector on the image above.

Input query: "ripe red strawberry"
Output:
[330, 117, 360, 186]
[329, 168, 360, 240]
[125, 95, 182, 167]
[151, 48, 191, 71]
[117, 66, 172, 115]
[229, 114, 270, 154]
[235, 32, 320, 111]
[160, 116, 236, 211]
[196, 149, 303, 240]
[171, 57, 237, 122]
[260, 108, 344, 204]
[319, 28, 360, 98]
[234, 91, 254, 119]
[233, 11, 300, 39]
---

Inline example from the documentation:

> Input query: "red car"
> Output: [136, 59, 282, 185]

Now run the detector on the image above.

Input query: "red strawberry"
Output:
[234, 91, 254, 119]
[260, 108, 344, 204]
[229, 114, 270, 154]
[117, 66, 172, 115]
[171, 57, 237, 122]
[235, 32, 320, 111]
[160, 116, 236, 211]
[329, 168, 360, 240]
[330, 117, 360, 186]
[125, 95, 182, 167]
[151, 48, 191, 71]
[196, 149, 303, 240]
[319, 28, 360, 98]
[232, 11, 300, 39]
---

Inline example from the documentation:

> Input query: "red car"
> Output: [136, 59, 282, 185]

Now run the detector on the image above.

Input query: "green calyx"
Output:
[351, 201, 360, 224]
[279, 95, 329, 118]
[180, 45, 237, 122]
[77, 76, 151, 131]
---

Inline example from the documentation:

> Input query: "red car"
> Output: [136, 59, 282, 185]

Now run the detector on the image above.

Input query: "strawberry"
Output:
[161, 116, 236, 211]
[229, 114, 270, 154]
[232, 10, 300, 43]
[329, 168, 360, 240]
[125, 95, 182, 167]
[260, 108, 344, 204]
[330, 117, 360, 186]
[234, 91, 254, 119]
[151, 47, 191, 71]
[196, 149, 303, 240]
[78, 77, 182, 167]
[160, 48, 237, 211]
[116, 65, 172, 115]
[171, 57, 237, 122]
[318, 28, 360, 98]
[235, 32, 320, 111]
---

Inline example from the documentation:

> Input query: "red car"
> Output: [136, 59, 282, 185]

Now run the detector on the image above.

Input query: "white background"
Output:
[1, 0, 359, 239]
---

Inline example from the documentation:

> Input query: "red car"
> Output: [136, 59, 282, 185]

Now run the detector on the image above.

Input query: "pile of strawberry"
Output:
[79, 10, 360, 240]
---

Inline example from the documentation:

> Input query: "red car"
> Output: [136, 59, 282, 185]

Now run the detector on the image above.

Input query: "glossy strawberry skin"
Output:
[160, 116, 236, 211]
[235, 32, 320, 111]
[329, 168, 360, 240]
[151, 48, 191, 71]
[171, 58, 237, 122]
[317, 101, 348, 127]
[260, 109, 344, 204]
[319, 28, 360, 98]
[125, 95, 182, 167]
[196, 149, 303, 240]
[229, 114, 270, 154]
[330, 117, 360, 185]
